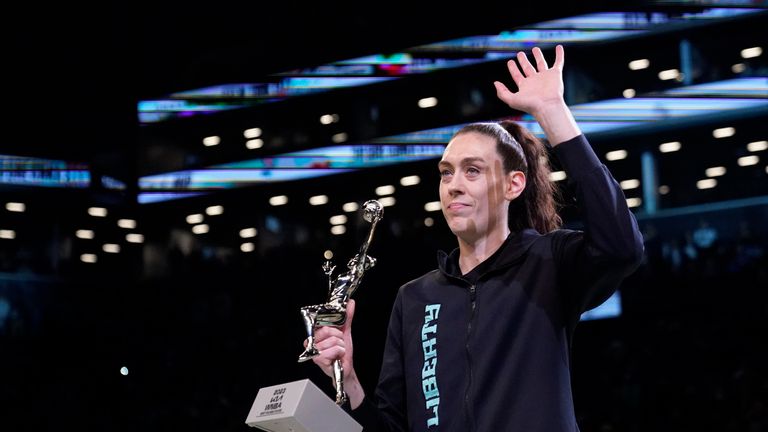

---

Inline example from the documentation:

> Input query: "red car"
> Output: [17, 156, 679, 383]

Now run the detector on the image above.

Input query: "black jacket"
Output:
[351, 134, 644, 431]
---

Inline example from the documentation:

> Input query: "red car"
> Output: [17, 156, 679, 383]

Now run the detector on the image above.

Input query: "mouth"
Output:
[446, 202, 470, 211]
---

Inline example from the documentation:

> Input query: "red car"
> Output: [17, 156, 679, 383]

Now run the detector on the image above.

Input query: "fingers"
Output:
[516, 50, 537, 77]
[499, 46, 564, 93]
[308, 325, 349, 376]
[314, 325, 344, 343]
[315, 333, 345, 351]
[313, 326, 347, 356]
[532, 47, 548, 71]
[315, 337, 345, 352]
[506, 58, 524, 87]
[553, 44, 565, 70]
[312, 333, 346, 364]
[493, 80, 509, 95]
[311, 328, 346, 362]
[512, 45, 563, 77]
[343, 299, 355, 331]
[312, 345, 346, 368]
[494, 81, 516, 106]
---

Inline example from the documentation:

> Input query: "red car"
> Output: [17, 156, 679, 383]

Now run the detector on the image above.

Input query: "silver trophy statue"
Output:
[298, 199, 384, 405]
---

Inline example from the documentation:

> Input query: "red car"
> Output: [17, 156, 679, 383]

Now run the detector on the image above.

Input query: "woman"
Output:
[309, 44, 644, 431]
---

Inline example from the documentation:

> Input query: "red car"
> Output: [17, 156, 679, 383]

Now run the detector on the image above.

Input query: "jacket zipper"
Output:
[465, 284, 477, 431]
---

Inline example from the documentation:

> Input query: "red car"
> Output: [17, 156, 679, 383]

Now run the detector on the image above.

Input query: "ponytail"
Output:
[499, 120, 562, 233]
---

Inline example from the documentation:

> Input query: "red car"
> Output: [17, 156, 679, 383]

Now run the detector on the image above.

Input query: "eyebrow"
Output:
[438, 156, 486, 169]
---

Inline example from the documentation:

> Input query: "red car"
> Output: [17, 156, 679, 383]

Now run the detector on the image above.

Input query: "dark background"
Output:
[1, 1, 768, 431]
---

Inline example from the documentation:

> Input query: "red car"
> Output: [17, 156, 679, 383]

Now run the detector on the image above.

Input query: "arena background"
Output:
[1, 1, 767, 431]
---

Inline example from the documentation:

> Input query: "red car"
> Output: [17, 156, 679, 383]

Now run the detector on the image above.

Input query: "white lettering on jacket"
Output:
[422, 304, 441, 427]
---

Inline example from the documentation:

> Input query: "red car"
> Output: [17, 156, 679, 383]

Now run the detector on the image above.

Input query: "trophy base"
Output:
[246, 379, 362, 432]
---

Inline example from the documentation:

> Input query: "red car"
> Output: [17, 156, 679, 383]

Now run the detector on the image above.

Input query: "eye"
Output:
[439, 169, 453, 178]
[466, 166, 480, 176]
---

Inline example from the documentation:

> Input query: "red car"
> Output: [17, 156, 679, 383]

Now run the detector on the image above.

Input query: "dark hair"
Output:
[453, 121, 562, 233]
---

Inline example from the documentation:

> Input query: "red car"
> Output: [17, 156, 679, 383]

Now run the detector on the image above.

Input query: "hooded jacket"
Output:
[350, 134, 644, 431]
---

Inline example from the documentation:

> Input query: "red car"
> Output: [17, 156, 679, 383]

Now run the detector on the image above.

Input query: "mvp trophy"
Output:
[246, 200, 383, 432]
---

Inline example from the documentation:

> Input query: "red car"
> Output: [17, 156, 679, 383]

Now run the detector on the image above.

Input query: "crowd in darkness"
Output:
[1, 206, 767, 431]
[574, 211, 768, 432]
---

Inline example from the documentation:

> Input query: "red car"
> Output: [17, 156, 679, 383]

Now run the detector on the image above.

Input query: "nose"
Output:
[446, 174, 465, 197]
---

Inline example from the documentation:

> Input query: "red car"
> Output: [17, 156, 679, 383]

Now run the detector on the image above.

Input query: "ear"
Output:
[504, 171, 526, 201]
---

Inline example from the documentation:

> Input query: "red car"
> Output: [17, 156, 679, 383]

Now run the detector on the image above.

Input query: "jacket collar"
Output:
[437, 228, 542, 278]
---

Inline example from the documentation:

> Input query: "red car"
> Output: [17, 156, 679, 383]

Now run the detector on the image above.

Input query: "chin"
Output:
[448, 224, 474, 238]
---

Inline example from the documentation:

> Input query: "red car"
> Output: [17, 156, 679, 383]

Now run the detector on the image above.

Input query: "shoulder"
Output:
[399, 269, 442, 294]
[533, 227, 583, 245]
[387, 269, 443, 314]
[524, 228, 586, 257]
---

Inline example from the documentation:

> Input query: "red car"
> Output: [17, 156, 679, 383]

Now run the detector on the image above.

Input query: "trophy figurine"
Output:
[298, 199, 384, 405]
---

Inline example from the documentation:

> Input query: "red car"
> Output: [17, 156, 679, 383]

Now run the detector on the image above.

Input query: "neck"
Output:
[457, 228, 510, 275]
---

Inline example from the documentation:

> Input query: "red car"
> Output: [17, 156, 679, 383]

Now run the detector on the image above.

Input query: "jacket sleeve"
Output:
[347, 289, 408, 431]
[550, 134, 645, 321]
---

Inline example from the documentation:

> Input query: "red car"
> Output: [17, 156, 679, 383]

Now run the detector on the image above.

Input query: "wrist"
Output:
[343, 370, 366, 410]
[531, 98, 567, 117]
[532, 100, 581, 146]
